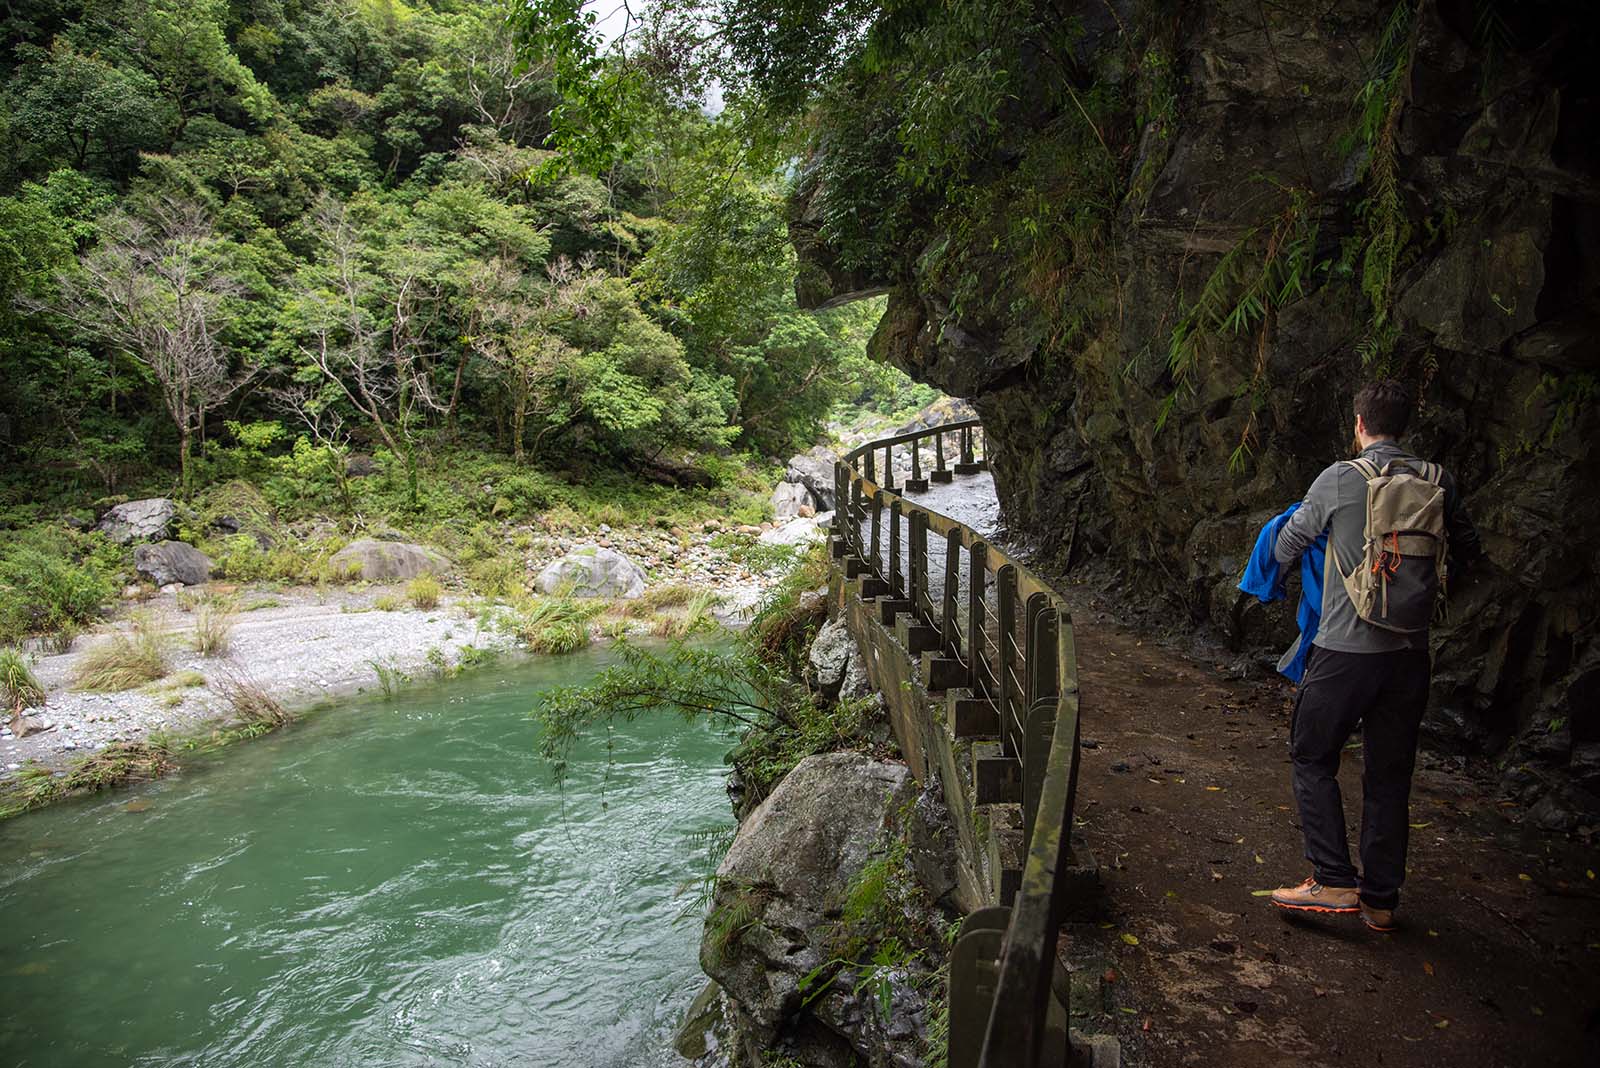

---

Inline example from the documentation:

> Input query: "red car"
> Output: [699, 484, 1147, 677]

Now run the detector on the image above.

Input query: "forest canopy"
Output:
[0, 0, 920, 510]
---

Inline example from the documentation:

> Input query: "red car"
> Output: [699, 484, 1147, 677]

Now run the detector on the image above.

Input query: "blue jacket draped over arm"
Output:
[1238, 503, 1326, 683]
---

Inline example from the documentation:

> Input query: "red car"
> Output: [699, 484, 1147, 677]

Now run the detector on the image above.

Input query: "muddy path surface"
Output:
[1055, 590, 1600, 1067]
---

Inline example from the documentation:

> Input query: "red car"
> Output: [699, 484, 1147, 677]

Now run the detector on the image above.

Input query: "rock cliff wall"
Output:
[793, 1, 1600, 819]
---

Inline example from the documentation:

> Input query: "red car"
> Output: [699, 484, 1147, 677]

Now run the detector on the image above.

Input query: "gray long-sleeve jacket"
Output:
[1273, 440, 1481, 654]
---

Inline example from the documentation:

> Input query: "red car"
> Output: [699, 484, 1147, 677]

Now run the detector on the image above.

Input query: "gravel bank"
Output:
[2, 528, 795, 782]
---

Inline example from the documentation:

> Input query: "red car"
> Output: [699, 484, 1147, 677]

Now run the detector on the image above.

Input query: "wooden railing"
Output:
[830, 420, 1084, 1068]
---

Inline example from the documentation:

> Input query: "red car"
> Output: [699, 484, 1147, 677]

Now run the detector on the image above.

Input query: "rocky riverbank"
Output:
[2, 516, 824, 791]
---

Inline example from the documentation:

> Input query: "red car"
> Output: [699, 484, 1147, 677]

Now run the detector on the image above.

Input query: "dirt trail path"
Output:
[1057, 591, 1600, 1067]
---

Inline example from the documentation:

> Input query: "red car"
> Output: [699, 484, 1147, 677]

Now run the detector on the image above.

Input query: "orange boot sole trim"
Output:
[1270, 899, 1359, 915]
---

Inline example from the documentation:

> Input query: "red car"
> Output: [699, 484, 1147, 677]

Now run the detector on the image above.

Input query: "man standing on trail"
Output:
[1267, 381, 1480, 931]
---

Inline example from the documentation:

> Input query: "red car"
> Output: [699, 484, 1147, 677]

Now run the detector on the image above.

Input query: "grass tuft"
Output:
[71, 617, 170, 692]
[214, 665, 292, 728]
[2, 648, 46, 715]
[407, 573, 443, 611]
[500, 595, 602, 655]
[193, 598, 237, 657]
[0, 742, 179, 819]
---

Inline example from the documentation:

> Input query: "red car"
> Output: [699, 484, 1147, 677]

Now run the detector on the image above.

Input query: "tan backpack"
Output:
[1338, 456, 1448, 633]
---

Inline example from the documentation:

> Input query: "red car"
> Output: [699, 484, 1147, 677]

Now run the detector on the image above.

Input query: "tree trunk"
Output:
[179, 423, 192, 496]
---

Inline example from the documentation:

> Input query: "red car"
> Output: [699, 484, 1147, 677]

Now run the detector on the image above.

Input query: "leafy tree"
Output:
[6, 40, 173, 178]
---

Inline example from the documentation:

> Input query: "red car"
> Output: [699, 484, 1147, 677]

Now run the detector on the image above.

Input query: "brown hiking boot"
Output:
[1269, 876, 1359, 914]
[1360, 902, 1397, 932]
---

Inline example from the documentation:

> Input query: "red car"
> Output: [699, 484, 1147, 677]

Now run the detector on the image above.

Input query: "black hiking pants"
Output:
[1290, 646, 1430, 910]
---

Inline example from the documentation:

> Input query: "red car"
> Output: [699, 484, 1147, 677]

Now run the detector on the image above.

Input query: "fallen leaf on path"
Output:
[1142, 1017, 1151, 1032]
[1250, 889, 1275, 897]
[1518, 873, 1532, 882]
[1121, 933, 1140, 946]
[1423, 961, 1434, 976]
[1205, 786, 1221, 791]
[1409, 821, 1431, 829]
[1587, 869, 1595, 880]
[1254, 854, 1265, 864]
[1118, 1007, 1137, 1015]
[1531, 1006, 1544, 1017]
[1435, 1019, 1450, 1030]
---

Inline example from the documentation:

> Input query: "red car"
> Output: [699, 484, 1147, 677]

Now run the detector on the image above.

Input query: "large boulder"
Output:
[759, 516, 826, 548]
[784, 447, 837, 512]
[805, 616, 871, 703]
[133, 541, 212, 587]
[771, 480, 815, 520]
[536, 544, 646, 599]
[329, 538, 449, 582]
[97, 499, 176, 544]
[701, 752, 917, 1050]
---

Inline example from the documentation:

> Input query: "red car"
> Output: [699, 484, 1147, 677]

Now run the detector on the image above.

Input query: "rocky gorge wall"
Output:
[792, 1, 1600, 821]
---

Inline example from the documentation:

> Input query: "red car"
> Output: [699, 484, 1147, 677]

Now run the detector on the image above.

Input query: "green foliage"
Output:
[406, 573, 443, 611]
[1, 649, 46, 714]
[745, 541, 830, 675]
[1342, 2, 1420, 366]
[498, 595, 602, 654]
[0, 527, 122, 644]
[369, 658, 412, 698]
[0, 743, 179, 820]
[71, 617, 171, 691]
[1161, 183, 1326, 470]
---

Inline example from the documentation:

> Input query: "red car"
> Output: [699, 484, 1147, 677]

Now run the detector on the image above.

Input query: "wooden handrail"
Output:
[831, 419, 1084, 1068]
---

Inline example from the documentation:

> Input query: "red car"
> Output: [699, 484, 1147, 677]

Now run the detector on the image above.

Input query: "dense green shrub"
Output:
[0, 528, 121, 643]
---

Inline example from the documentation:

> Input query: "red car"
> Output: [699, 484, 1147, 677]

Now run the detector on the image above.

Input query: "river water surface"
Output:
[0, 648, 735, 1067]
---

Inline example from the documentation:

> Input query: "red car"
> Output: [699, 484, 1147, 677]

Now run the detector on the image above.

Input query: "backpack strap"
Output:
[1345, 456, 1382, 481]
[1372, 456, 1443, 484]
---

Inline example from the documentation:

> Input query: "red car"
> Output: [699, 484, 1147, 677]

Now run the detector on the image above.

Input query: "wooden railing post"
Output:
[909, 509, 929, 624]
[889, 499, 903, 597]
[968, 542, 988, 692]
[996, 564, 1019, 758]
[941, 527, 961, 655]
[870, 492, 883, 572]
[908, 436, 928, 492]
[849, 477, 863, 556]
[883, 443, 896, 492]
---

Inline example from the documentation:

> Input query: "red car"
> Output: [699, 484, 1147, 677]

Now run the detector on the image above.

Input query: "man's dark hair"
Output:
[1354, 380, 1413, 438]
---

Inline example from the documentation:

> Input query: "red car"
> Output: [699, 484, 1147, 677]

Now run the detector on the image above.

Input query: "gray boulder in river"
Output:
[698, 751, 917, 1058]
[783, 447, 835, 512]
[97, 498, 176, 544]
[133, 541, 212, 587]
[329, 539, 449, 582]
[536, 544, 646, 599]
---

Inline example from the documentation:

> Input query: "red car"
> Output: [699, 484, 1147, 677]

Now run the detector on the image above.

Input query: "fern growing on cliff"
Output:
[1160, 182, 1325, 473]
[1344, 1, 1422, 367]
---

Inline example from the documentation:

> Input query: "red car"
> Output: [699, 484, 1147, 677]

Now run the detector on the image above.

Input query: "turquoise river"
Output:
[0, 648, 737, 1067]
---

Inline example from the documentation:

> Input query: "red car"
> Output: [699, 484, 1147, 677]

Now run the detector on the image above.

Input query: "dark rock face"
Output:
[133, 541, 212, 587]
[796, 3, 1600, 815]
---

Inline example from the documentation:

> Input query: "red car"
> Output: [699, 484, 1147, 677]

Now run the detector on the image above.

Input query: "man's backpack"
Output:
[1337, 456, 1448, 634]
